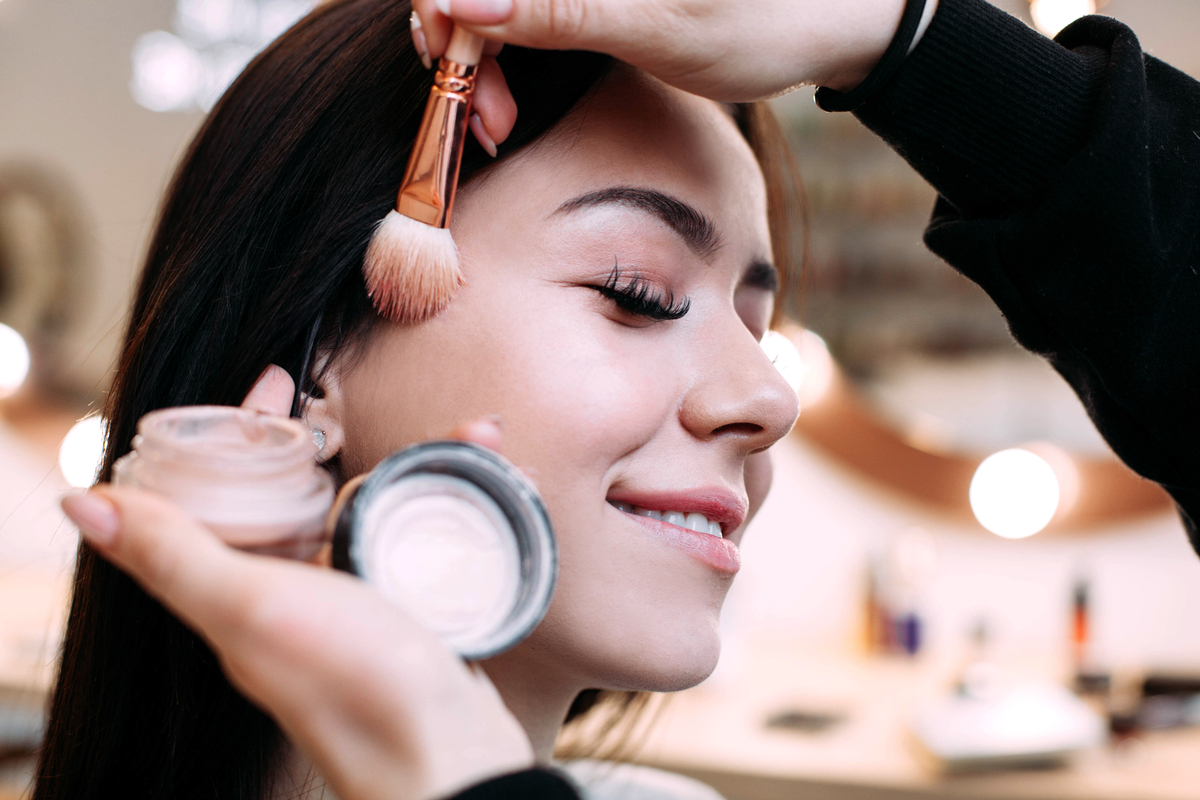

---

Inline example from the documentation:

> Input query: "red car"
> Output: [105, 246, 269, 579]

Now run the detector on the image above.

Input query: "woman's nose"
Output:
[679, 320, 800, 453]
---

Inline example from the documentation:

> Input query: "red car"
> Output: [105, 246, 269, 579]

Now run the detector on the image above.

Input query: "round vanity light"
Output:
[59, 416, 108, 489]
[761, 330, 804, 394]
[131, 31, 204, 112]
[0, 323, 30, 398]
[970, 448, 1061, 539]
[795, 329, 835, 408]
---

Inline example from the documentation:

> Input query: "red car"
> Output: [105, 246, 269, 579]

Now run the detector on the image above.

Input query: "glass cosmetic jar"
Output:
[331, 441, 557, 661]
[113, 405, 334, 557]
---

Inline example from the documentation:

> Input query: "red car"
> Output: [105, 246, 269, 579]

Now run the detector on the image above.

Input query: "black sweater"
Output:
[856, 0, 1200, 552]
[452, 1, 1200, 797]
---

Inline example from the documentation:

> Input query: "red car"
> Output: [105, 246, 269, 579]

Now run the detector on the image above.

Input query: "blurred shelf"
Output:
[636, 642, 1200, 800]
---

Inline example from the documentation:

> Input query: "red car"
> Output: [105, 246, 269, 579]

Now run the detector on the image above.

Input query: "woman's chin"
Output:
[645, 658, 720, 692]
[590, 631, 723, 693]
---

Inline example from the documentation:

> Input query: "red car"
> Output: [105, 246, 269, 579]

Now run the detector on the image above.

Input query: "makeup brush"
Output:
[363, 26, 486, 323]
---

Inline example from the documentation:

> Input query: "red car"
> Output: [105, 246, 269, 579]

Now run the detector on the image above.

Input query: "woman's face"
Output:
[336, 67, 799, 693]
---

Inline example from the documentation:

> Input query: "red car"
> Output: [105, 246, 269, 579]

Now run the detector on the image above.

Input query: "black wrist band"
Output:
[815, 0, 929, 112]
[448, 768, 580, 800]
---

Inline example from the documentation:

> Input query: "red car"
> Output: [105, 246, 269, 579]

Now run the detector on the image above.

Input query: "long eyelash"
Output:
[595, 261, 690, 321]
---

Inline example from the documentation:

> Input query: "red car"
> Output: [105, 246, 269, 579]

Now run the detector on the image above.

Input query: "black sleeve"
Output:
[446, 768, 581, 800]
[848, 0, 1200, 549]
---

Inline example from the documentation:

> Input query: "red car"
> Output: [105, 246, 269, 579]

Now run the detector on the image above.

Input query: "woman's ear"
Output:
[301, 353, 346, 465]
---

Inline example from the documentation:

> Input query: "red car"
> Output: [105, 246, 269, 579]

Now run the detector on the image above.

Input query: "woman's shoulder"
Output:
[557, 760, 724, 800]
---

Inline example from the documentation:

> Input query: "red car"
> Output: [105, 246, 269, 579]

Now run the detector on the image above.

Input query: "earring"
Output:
[311, 428, 326, 454]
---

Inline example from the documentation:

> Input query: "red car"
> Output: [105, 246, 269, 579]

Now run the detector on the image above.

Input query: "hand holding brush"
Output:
[380, 0, 936, 326]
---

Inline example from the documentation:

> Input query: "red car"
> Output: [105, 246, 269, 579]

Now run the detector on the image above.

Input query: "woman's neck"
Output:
[480, 648, 582, 762]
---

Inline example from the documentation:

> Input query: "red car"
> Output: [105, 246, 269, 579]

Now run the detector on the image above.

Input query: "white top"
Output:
[559, 760, 724, 800]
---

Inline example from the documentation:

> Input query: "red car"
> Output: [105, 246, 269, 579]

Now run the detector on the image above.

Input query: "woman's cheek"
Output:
[503, 325, 676, 467]
[744, 450, 774, 523]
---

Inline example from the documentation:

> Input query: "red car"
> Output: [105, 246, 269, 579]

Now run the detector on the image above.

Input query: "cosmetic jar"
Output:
[331, 441, 557, 661]
[113, 405, 334, 556]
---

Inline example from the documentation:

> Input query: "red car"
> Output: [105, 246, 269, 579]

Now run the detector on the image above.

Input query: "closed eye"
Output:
[592, 261, 690, 321]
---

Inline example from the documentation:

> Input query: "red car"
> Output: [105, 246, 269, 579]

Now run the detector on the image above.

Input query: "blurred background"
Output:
[3, 0, 1200, 797]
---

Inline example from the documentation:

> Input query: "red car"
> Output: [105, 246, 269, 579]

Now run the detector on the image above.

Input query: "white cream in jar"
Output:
[359, 474, 521, 649]
[332, 441, 557, 660]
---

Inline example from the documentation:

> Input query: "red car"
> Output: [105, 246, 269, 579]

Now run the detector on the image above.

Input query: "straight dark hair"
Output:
[34, 1, 802, 796]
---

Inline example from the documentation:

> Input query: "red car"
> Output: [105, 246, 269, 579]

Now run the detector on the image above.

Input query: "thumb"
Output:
[445, 417, 503, 453]
[242, 364, 295, 416]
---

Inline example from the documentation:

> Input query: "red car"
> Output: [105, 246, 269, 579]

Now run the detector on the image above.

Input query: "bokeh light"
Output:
[59, 416, 108, 489]
[761, 330, 804, 394]
[175, 0, 257, 45]
[763, 328, 836, 408]
[795, 329, 835, 408]
[970, 448, 1060, 539]
[1030, 0, 1096, 37]
[0, 323, 31, 398]
[130, 31, 204, 112]
[134, 0, 317, 112]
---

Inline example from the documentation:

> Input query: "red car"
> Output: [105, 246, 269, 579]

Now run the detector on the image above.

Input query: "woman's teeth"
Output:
[610, 502, 723, 537]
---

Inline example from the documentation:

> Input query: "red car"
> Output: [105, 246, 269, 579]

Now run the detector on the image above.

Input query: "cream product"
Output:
[113, 405, 334, 558]
[331, 441, 557, 661]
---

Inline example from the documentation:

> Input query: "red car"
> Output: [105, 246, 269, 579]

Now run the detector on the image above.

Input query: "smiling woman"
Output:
[34, 1, 802, 799]
[302, 61, 800, 764]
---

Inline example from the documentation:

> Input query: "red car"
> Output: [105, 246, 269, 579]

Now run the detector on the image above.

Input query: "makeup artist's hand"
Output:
[61, 374, 531, 800]
[412, 0, 938, 109]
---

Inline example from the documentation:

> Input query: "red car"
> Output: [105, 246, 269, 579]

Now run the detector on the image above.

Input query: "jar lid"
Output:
[133, 405, 316, 470]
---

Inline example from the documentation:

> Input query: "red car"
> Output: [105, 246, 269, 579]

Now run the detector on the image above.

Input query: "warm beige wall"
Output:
[0, 0, 204, 394]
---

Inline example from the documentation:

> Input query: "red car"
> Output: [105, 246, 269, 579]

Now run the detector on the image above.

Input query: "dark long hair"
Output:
[34, 1, 801, 796]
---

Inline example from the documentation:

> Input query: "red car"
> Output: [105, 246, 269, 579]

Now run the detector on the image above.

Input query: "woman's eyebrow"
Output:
[554, 187, 723, 258]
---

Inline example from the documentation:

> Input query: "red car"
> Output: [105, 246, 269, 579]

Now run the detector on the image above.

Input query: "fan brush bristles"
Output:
[363, 210, 464, 324]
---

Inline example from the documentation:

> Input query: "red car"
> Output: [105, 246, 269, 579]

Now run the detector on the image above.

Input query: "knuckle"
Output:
[539, 0, 588, 41]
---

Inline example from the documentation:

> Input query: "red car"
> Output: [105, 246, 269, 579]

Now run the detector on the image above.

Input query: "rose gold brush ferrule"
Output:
[396, 58, 479, 228]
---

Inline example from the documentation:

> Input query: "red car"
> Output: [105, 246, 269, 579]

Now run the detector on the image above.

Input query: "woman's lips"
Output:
[604, 501, 744, 575]
[605, 488, 747, 534]
[610, 502, 724, 537]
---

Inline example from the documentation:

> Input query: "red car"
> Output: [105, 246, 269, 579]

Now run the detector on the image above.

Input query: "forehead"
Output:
[466, 65, 771, 257]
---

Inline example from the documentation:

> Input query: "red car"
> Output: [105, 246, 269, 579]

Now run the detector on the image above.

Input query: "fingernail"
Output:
[62, 492, 119, 548]
[410, 12, 432, 69]
[434, 0, 451, 15]
[470, 113, 497, 157]
[456, 0, 513, 23]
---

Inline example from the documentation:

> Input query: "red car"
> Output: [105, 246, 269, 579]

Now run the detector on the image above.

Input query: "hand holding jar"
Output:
[61, 366, 536, 800]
